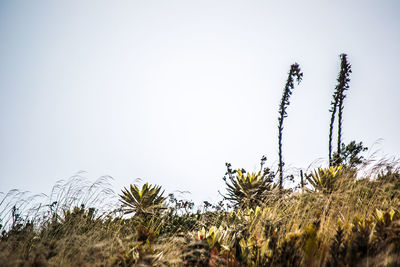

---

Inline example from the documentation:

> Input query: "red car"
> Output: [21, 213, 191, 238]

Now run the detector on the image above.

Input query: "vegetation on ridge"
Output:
[0, 54, 399, 266]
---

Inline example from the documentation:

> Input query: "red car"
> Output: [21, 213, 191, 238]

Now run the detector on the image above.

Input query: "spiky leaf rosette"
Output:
[119, 183, 166, 217]
[225, 169, 276, 209]
[306, 165, 355, 194]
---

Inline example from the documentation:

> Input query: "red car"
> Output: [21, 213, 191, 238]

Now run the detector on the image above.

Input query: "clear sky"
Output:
[1, 0, 399, 205]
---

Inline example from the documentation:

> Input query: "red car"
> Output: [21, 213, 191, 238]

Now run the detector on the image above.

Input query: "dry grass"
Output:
[0, 161, 399, 266]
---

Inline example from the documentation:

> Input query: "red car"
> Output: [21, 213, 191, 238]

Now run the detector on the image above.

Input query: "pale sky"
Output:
[1, 0, 399, 205]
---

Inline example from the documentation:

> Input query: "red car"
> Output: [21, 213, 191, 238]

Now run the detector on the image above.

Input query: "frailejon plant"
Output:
[195, 207, 271, 266]
[119, 183, 166, 219]
[305, 165, 347, 194]
[223, 161, 276, 209]
[278, 63, 303, 189]
[329, 54, 352, 166]
[348, 216, 374, 265]
[373, 208, 400, 255]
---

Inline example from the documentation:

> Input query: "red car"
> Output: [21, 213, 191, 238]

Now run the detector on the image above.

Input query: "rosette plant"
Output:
[119, 183, 166, 218]
[305, 165, 353, 194]
[224, 161, 276, 209]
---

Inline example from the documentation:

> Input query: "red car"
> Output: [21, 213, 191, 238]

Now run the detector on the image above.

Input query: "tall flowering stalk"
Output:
[329, 54, 352, 166]
[277, 63, 303, 189]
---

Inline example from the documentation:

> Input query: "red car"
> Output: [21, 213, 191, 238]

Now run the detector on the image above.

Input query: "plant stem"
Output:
[277, 63, 303, 189]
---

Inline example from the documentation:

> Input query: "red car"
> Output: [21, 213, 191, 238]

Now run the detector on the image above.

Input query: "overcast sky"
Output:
[1, 0, 399, 204]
